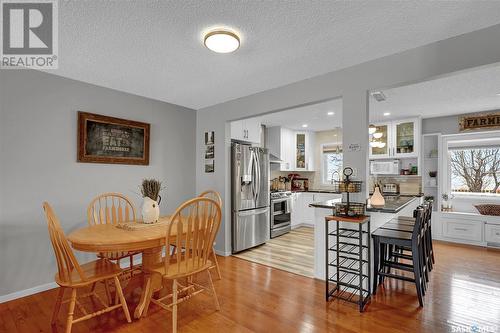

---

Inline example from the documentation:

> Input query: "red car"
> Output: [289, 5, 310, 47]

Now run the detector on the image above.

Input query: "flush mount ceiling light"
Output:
[302, 124, 308, 128]
[327, 112, 335, 116]
[368, 124, 377, 134]
[383, 112, 391, 116]
[370, 91, 386, 102]
[204, 29, 240, 53]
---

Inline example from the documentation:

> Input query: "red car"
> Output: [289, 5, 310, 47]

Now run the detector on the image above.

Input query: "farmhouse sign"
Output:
[459, 112, 500, 132]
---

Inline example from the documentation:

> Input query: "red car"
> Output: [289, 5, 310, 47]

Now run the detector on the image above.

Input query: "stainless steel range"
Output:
[270, 191, 292, 238]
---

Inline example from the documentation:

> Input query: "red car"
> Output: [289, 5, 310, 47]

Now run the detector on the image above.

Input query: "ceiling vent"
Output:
[371, 91, 386, 102]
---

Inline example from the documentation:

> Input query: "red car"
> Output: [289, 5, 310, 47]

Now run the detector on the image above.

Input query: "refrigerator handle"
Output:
[238, 207, 269, 217]
[255, 151, 261, 204]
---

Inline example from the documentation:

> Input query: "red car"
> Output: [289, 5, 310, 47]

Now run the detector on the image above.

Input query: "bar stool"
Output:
[372, 207, 426, 306]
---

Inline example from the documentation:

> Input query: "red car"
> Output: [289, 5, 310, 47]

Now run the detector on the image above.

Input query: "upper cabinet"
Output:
[231, 117, 262, 144]
[294, 132, 315, 171]
[369, 118, 420, 159]
[266, 127, 315, 171]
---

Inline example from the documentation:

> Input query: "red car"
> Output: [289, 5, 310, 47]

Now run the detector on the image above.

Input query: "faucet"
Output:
[331, 171, 339, 184]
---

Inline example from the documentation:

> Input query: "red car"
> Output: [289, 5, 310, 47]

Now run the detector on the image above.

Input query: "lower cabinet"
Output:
[291, 192, 341, 228]
[441, 215, 483, 243]
[485, 223, 500, 245]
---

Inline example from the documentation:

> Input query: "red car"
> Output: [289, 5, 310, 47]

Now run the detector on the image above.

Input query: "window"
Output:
[448, 145, 500, 196]
[322, 144, 343, 185]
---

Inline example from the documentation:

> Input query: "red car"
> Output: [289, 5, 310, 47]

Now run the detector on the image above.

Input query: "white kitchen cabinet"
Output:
[441, 215, 483, 243]
[294, 132, 315, 171]
[231, 117, 262, 144]
[369, 118, 420, 159]
[265, 126, 296, 171]
[292, 192, 340, 228]
[485, 224, 500, 245]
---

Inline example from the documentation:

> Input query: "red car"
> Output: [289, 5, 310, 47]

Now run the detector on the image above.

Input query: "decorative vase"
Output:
[142, 197, 160, 224]
[429, 177, 437, 187]
[371, 186, 385, 208]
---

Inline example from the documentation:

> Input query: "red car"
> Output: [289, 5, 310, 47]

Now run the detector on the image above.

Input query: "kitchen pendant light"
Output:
[368, 124, 377, 135]
[204, 30, 240, 53]
[373, 132, 383, 139]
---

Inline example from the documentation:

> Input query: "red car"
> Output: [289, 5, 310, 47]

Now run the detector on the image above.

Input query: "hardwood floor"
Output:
[233, 226, 314, 277]
[1, 241, 500, 332]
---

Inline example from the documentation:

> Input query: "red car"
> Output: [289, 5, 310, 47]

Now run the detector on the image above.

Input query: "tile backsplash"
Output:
[369, 176, 422, 195]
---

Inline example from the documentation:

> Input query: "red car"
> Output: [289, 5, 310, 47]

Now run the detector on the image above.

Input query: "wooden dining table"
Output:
[67, 216, 178, 319]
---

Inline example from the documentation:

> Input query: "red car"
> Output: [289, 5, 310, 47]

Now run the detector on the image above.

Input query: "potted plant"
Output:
[441, 193, 454, 212]
[140, 179, 164, 224]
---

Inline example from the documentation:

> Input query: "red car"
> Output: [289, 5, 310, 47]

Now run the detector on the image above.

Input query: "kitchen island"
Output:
[310, 195, 422, 280]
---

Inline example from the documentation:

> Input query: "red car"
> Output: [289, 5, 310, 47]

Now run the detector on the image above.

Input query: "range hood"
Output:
[269, 153, 283, 164]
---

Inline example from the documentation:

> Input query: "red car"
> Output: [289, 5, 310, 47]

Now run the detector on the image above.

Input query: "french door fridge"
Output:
[231, 143, 270, 253]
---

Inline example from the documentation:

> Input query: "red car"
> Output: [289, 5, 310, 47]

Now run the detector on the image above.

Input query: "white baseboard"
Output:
[292, 223, 314, 229]
[0, 281, 58, 304]
[0, 256, 145, 304]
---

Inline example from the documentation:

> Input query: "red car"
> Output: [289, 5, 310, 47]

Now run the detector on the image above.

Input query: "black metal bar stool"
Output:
[372, 207, 426, 306]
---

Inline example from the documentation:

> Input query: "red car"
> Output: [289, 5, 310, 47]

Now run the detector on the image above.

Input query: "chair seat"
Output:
[372, 228, 413, 240]
[146, 258, 213, 279]
[55, 259, 123, 287]
[381, 222, 414, 232]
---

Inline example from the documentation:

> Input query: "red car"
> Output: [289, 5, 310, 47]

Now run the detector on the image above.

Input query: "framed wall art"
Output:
[77, 111, 150, 165]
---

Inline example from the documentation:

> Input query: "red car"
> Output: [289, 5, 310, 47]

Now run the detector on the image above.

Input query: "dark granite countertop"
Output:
[309, 199, 342, 209]
[310, 195, 420, 213]
[366, 196, 419, 213]
[294, 189, 341, 194]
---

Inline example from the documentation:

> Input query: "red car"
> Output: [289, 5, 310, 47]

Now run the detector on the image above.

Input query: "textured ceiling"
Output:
[50, 1, 500, 109]
[260, 98, 342, 132]
[370, 64, 500, 123]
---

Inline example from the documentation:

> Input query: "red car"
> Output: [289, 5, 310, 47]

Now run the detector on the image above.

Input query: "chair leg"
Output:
[65, 289, 77, 333]
[207, 270, 221, 310]
[172, 279, 178, 333]
[373, 238, 379, 295]
[103, 279, 112, 305]
[210, 248, 222, 280]
[143, 277, 153, 317]
[411, 247, 424, 307]
[113, 276, 131, 323]
[51, 287, 65, 325]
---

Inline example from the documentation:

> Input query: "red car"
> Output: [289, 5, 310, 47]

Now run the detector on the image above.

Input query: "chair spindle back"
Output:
[165, 197, 221, 275]
[87, 193, 136, 226]
[43, 202, 86, 283]
[198, 190, 222, 208]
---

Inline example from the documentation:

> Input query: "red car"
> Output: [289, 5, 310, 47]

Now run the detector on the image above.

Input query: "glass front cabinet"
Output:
[294, 132, 315, 171]
[369, 118, 420, 159]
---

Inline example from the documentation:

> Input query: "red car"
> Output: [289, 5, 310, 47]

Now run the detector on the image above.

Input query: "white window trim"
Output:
[441, 130, 500, 200]
[321, 142, 342, 186]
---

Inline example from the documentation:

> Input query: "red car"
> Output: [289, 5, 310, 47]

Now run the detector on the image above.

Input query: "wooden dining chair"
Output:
[143, 197, 222, 333]
[42, 202, 131, 333]
[87, 193, 140, 273]
[199, 190, 223, 280]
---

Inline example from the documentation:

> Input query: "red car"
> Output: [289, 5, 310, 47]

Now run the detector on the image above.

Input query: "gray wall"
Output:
[196, 24, 500, 255]
[0, 70, 196, 296]
[422, 110, 500, 135]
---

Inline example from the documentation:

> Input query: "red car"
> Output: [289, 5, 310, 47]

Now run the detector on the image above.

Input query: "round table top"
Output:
[68, 216, 175, 253]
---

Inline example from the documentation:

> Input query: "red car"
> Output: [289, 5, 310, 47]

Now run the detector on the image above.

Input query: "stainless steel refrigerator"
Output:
[231, 143, 270, 253]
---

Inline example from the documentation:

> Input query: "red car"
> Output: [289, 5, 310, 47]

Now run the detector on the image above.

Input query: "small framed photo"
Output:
[205, 159, 214, 173]
[205, 145, 214, 159]
[205, 131, 215, 145]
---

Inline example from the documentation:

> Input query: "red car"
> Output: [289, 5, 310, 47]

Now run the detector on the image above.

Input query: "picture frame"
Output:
[205, 131, 215, 145]
[77, 111, 150, 165]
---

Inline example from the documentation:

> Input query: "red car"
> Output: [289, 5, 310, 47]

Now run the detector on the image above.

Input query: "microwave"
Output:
[370, 160, 400, 175]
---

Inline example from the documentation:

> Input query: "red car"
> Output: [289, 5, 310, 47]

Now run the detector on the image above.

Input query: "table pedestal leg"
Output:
[134, 247, 163, 319]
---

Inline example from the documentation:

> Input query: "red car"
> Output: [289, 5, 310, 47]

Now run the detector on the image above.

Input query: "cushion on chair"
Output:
[474, 204, 500, 216]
